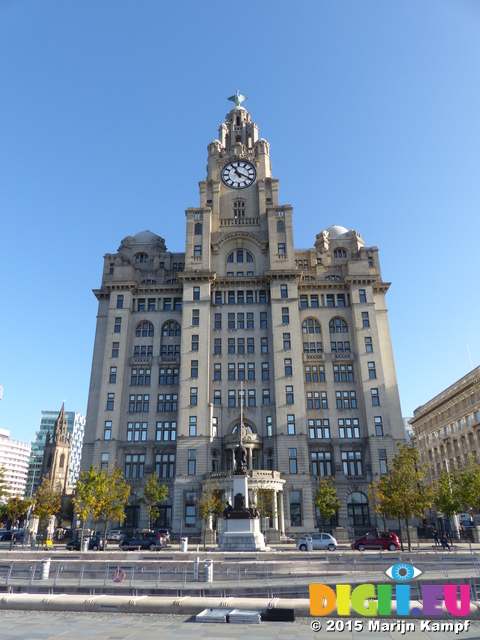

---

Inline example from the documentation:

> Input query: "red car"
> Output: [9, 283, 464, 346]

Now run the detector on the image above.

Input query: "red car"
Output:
[351, 531, 400, 551]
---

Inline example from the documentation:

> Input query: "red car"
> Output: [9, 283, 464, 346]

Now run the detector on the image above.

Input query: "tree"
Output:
[434, 471, 463, 540]
[93, 465, 130, 551]
[138, 474, 168, 529]
[34, 477, 61, 544]
[252, 484, 274, 534]
[196, 480, 224, 548]
[2, 495, 33, 549]
[73, 467, 101, 549]
[385, 443, 433, 551]
[368, 476, 390, 531]
[455, 458, 480, 513]
[314, 477, 342, 532]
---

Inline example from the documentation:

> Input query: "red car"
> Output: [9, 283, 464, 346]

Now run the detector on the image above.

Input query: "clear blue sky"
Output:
[1, 1, 479, 443]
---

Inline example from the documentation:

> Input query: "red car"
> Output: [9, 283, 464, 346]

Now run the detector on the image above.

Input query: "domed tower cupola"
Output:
[218, 90, 259, 152]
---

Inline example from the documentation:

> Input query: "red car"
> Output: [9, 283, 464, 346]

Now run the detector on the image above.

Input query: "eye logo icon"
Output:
[385, 563, 423, 582]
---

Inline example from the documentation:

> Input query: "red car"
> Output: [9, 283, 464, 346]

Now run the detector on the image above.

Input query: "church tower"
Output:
[40, 403, 73, 495]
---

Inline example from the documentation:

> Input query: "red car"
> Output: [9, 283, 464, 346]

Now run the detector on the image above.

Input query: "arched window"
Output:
[194, 222, 202, 235]
[302, 318, 321, 334]
[277, 220, 285, 233]
[135, 253, 149, 263]
[59, 453, 65, 468]
[231, 424, 254, 435]
[329, 318, 348, 334]
[333, 249, 347, 258]
[136, 321, 154, 337]
[162, 321, 181, 337]
[347, 492, 369, 526]
[226, 250, 254, 264]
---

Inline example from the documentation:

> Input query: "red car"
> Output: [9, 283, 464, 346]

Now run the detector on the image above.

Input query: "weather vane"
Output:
[228, 89, 247, 107]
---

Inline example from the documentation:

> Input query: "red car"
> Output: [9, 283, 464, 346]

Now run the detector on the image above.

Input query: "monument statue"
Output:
[233, 443, 246, 474]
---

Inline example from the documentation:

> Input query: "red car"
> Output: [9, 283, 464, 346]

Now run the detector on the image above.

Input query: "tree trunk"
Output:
[397, 517, 404, 551]
[103, 520, 108, 551]
[405, 515, 411, 551]
[203, 518, 207, 549]
[382, 514, 387, 530]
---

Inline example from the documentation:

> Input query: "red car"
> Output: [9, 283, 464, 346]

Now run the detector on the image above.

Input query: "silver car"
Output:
[106, 529, 124, 541]
[297, 533, 337, 551]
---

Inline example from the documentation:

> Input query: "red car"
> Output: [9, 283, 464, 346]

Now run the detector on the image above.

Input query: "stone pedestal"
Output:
[204, 529, 216, 544]
[218, 517, 266, 551]
[333, 527, 350, 544]
[265, 528, 281, 543]
[402, 526, 419, 546]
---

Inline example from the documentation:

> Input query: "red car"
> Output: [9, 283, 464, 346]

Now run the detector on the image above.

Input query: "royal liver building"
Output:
[82, 94, 405, 539]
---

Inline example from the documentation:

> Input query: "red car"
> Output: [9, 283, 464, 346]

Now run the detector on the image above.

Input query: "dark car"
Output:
[119, 530, 165, 551]
[0, 529, 24, 542]
[66, 534, 104, 551]
[352, 531, 401, 551]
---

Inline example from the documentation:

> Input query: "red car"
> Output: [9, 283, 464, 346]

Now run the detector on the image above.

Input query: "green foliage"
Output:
[314, 477, 342, 532]
[368, 476, 390, 531]
[196, 480, 224, 548]
[0, 466, 7, 505]
[252, 484, 274, 533]
[454, 458, 480, 513]
[434, 471, 462, 520]
[3, 494, 34, 549]
[138, 474, 168, 528]
[34, 477, 61, 528]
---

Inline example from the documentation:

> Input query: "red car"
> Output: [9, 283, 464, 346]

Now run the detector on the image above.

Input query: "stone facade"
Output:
[410, 365, 480, 483]
[82, 101, 405, 535]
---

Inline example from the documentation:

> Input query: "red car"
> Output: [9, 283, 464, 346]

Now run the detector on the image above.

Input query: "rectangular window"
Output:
[333, 364, 354, 382]
[155, 421, 177, 441]
[214, 390, 221, 405]
[374, 416, 383, 436]
[228, 363, 235, 380]
[262, 389, 270, 405]
[337, 294, 345, 307]
[248, 389, 256, 407]
[289, 490, 301, 527]
[311, 451, 332, 476]
[371, 388, 379, 406]
[284, 358, 292, 376]
[212, 416, 218, 438]
[101, 453, 109, 471]
[213, 363, 221, 380]
[260, 311, 267, 328]
[104, 421, 112, 440]
[247, 312, 254, 328]
[266, 416, 273, 437]
[112, 342, 119, 358]
[192, 309, 199, 325]
[282, 307, 289, 324]
[247, 337, 254, 352]
[191, 360, 198, 378]
[310, 295, 319, 308]
[109, 366, 117, 383]
[287, 414, 295, 435]
[278, 243, 286, 255]
[190, 387, 198, 405]
[342, 451, 362, 476]
[299, 295, 308, 308]
[262, 363, 269, 380]
[379, 449, 388, 474]
[286, 385, 294, 404]
[261, 337, 268, 353]
[237, 312, 244, 329]
[228, 313, 235, 329]
[362, 312, 370, 328]
[304, 365, 326, 383]
[189, 416, 197, 437]
[247, 362, 255, 380]
[125, 454, 144, 479]
[131, 368, 151, 385]
[281, 284, 288, 298]
[326, 294, 335, 308]
[289, 449, 298, 474]
[191, 335, 199, 351]
[359, 289, 367, 303]
[138, 299, 146, 312]
[238, 389, 245, 407]
[174, 298, 182, 311]
[228, 291, 235, 305]
[228, 338, 235, 354]
[237, 338, 245, 354]
[215, 292, 222, 305]
[114, 317, 122, 333]
[238, 363, 245, 380]
[368, 362, 377, 378]
[283, 333, 291, 349]
[365, 337, 373, 352]
[214, 313, 222, 329]
[156, 394, 177, 412]
[158, 367, 178, 385]
[228, 390, 236, 407]
[259, 291, 267, 304]
[194, 245, 202, 257]
[116, 295, 124, 309]
[155, 453, 175, 479]
[237, 290, 244, 304]
[308, 418, 330, 440]
[188, 450, 196, 475]
[193, 286, 200, 300]
[107, 393, 114, 410]
[148, 298, 156, 311]
[214, 338, 221, 354]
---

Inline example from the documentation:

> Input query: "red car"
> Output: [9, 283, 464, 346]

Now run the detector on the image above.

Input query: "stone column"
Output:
[278, 491, 285, 535]
[272, 489, 279, 529]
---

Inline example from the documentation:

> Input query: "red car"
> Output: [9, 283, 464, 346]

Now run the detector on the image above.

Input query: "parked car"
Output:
[352, 531, 400, 551]
[66, 534, 104, 551]
[157, 528, 171, 543]
[106, 529, 125, 541]
[297, 533, 337, 551]
[119, 530, 165, 551]
[0, 529, 24, 542]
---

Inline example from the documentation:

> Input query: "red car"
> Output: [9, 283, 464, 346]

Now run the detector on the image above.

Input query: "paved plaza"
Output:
[1, 611, 480, 640]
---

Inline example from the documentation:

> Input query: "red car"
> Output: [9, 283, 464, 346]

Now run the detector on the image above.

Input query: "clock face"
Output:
[221, 161, 256, 189]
